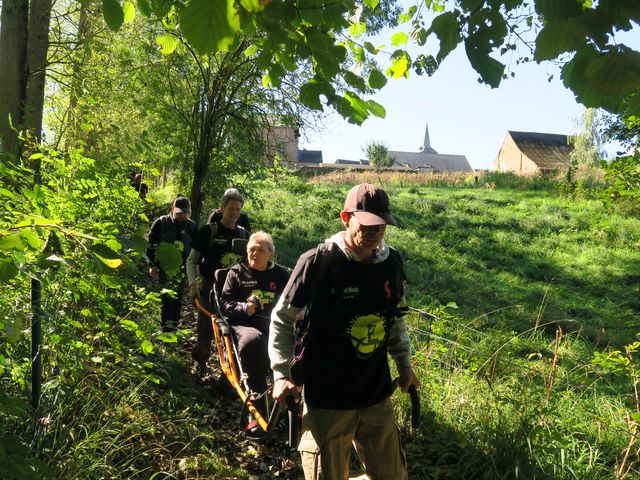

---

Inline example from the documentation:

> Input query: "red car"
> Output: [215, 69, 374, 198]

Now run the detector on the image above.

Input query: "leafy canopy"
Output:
[98, 0, 640, 122]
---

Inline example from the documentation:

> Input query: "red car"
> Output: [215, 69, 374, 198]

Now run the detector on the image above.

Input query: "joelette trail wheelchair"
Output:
[194, 238, 301, 444]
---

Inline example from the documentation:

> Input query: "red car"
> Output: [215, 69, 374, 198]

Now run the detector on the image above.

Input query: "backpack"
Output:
[208, 208, 252, 232]
[159, 214, 196, 241]
[207, 221, 250, 249]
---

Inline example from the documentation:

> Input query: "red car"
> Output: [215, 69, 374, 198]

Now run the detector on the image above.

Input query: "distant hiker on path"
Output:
[130, 171, 149, 200]
[187, 188, 250, 372]
[146, 196, 196, 332]
[269, 183, 420, 479]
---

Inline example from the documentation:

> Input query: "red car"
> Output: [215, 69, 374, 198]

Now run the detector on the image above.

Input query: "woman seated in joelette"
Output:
[219, 231, 290, 395]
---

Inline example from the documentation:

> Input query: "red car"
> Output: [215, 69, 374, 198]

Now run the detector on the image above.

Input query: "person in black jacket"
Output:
[146, 196, 196, 331]
[220, 232, 289, 394]
[186, 188, 249, 371]
[220, 231, 289, 435]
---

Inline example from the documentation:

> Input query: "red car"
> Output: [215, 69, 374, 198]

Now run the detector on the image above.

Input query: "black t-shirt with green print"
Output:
[284, 243, 405, 409]
[220, 260, 290, 332]
[191, 221, 249, 281]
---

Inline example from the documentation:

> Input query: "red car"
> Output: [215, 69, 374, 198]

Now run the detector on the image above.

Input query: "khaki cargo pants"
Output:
[298, 397, 407, 480]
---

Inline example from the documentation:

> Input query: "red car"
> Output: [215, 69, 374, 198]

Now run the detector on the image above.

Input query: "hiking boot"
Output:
[244, 414, 265, 439]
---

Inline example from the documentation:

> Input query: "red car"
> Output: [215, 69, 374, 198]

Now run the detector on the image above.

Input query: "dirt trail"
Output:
[176, 302, 304, 480]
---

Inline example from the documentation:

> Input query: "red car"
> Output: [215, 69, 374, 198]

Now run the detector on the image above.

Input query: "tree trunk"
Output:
[0, 0, 29, 156]
[24, 0, 53, 181]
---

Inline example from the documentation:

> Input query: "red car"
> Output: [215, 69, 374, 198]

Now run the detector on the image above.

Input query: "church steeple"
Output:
[420, 123, 437, 154]
[423, 123, 431, 151]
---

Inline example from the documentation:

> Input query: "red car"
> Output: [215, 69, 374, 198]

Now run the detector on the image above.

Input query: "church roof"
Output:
[389, 151, 473, 172]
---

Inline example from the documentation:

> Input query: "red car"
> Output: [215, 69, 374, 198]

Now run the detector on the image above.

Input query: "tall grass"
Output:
[246, 172, 640, 479]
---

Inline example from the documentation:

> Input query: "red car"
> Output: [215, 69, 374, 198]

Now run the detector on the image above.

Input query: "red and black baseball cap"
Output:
[343, 183, 397, 226]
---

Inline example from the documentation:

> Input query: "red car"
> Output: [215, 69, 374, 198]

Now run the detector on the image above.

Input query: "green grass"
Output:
[4, 171, 640, 479]
[250, 178, 640, 347]
[245, 173, 640, 479]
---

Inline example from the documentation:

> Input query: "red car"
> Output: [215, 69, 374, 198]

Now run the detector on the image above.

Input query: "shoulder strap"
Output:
[209, 222, 218, 248]
[307, 242, 336, 307]
[387, 246, 405, 300]
[159, 215, 172, 235]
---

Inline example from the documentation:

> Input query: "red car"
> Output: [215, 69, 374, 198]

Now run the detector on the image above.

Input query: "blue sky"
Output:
[299, 15, 639, 171]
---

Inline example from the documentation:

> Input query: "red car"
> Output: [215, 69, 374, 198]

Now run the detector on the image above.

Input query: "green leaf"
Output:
[367, 68, 387, 89]
[465, 40, 505, 88]
[584, 47, 640, 96]
[155, 242, 182, 277]
[140, 339, 154, 354]
[239, 0, 265, 12]
[157, 332, 178, 343]
[137, 0, 151, 16]
[0, 233, 24, 251]
[427, 12, 461, 62]
[534, 17, 589, 61]
[367, 100, 386, 118]
[244, 44, 258, 57]
[180, 0, 240, 53]
[29, 153, 44, 160]
[0, 258, 19, 282]
[20, 230, 43, 250]
[461, 0, 483, 10]
[536, 0, 582, 20]
[156, 34, 178, 54]
[306, 28, 346, 78]
[299, 79, 334, 110]
[102, 0, 125, 31]
[391, 31, 408, 47]
[121, 319, 139, 332]
[0, 391, 28, 418]
[151, 0, 171, 17]
[364, 0, 379, 8]
[562, 46, 631, 112]
[90, 243, 122, 268]
[343, 71, 367, 92]
[344, 91, 370, 124]
[122, 1, 136, 22]
[399, 5, 417, 24]
[387, 50, 411, 79]
[0, 188, 15, 198]
[349, 22, 366, 37]
[363, 41, 379, 54]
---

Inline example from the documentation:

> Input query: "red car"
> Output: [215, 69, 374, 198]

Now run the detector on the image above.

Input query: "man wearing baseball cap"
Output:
[269, 183, 419, 479]
[146, 195, 196, 331]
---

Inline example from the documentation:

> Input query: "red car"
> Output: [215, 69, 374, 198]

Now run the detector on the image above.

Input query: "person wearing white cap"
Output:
[269, 183, 420, 479]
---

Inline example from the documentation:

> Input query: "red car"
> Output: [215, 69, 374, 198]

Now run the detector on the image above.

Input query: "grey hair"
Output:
[221, 188, 244, 207]
[248, 231, 275, 253]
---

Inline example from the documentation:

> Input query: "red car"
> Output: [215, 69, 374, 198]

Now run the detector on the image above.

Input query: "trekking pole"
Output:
[266, 393, 301, 448]
[393, 378, 421, 430]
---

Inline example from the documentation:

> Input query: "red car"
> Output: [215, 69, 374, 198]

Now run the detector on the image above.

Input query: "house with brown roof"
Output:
[494, 131, 574, 175]
[389, 124, 473, 173]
